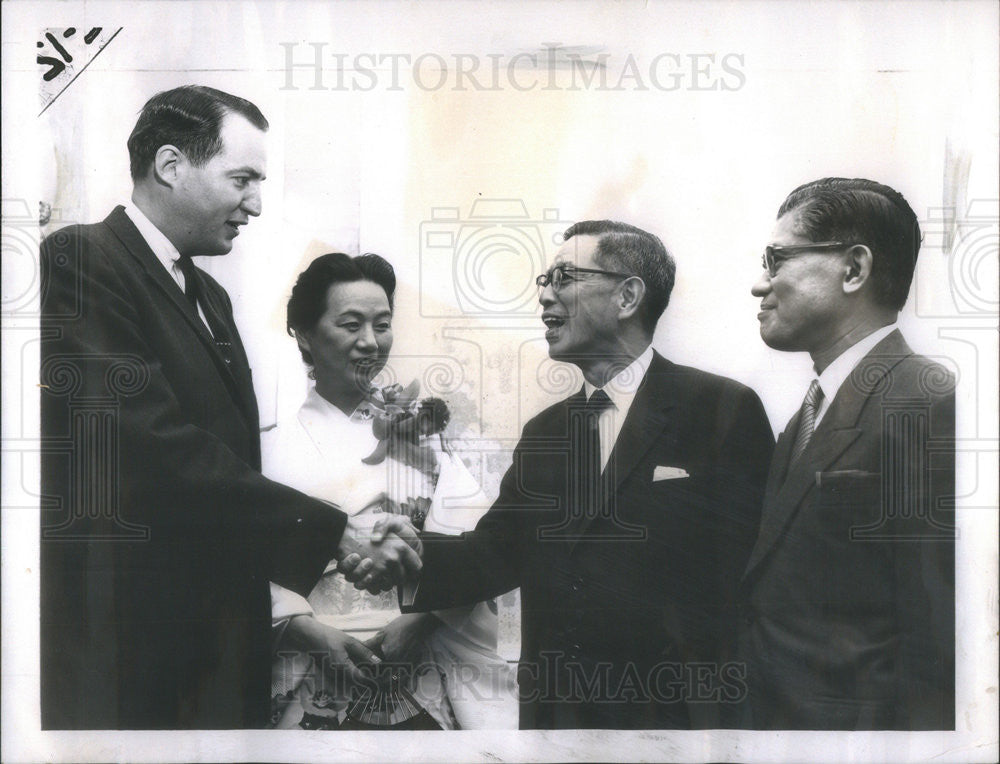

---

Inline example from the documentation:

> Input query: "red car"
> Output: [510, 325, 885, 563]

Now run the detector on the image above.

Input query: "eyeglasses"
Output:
[761, 242, 859, 277]
[535, 264, 633, 291]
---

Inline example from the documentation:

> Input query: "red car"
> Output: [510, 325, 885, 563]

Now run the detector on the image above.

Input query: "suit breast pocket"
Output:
[816, 469, 880, 497]
[810, 470, 896, 603]
[813, 470, 886, 541]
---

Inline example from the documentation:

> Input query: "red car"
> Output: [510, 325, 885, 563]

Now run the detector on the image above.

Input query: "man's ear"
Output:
[843, 244, 874, 295]
[618, 276, 647, 320]
[152, 145, 183, 186]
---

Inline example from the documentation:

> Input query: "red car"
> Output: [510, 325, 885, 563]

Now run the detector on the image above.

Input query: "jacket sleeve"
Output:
[40, 224, 347, 595]
[404, 427, 539, 611]
[891, 371, 955, 728]
[713, 382, 775, 586]
[689, 380, 774, 662]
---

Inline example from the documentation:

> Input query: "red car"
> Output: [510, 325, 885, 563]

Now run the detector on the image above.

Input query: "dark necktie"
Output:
[790, 379, 824, 464]
[175, 255, 234, 365]
[571, 388, 613, 521]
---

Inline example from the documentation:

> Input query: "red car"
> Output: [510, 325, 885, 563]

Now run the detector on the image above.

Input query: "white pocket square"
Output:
[653, 465, 689, 481]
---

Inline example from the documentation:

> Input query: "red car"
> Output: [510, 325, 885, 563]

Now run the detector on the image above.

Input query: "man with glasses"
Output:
[360, 220, 774, 728]
[739, 177, 955, 729]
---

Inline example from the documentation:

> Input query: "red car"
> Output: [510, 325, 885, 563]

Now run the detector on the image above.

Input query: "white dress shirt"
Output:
[123, 202, 212, 332]
[583, 345, 655, 471]
[812, 323, 898, 426]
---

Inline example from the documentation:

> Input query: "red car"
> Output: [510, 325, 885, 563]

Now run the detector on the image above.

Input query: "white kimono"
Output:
[264, 386, 516, 729]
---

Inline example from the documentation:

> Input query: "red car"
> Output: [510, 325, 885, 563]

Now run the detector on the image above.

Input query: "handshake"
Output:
[335, 514, 424, 593]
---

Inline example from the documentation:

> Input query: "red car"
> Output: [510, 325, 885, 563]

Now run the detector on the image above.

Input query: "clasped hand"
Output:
[336, 514, 422, 593]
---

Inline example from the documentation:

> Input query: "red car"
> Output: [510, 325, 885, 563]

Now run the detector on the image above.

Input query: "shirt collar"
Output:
[583, 345, 654, 411]
[303, 385, 370, 424]
[815, 324, 898, 402]
[123, 201, 183, 274]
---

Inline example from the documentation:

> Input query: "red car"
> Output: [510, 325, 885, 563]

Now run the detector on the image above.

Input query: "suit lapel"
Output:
[565, 353, 677, 549]
[606, 369, 677, 497]
[742, 331, 914, 579]
[196, 274, 260, 433]
[764, 412, 798, 505]
[103, 207, 256, 422]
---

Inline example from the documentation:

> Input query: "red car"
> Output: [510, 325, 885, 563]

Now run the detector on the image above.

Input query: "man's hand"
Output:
[336, 514, 423, 593]
[282, 614, 380, 688]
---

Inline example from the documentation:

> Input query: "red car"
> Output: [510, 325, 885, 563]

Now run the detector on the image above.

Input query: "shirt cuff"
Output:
[270, 581, 315, 621]
[399, 578, 418, 609]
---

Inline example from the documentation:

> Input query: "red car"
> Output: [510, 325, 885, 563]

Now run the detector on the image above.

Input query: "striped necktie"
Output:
[790, 379, 823, 464]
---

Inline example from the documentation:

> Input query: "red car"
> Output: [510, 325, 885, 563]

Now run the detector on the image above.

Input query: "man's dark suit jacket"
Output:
[738, 330, 955, 729]
[407, 352, 774, 729]
[40, 207, 347, 729]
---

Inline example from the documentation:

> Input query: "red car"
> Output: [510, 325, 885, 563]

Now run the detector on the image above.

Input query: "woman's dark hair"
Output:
[286, 252, 396, 366]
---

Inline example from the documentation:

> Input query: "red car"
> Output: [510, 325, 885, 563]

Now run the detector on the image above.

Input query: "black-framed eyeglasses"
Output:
[761, 241, 859, 277]
[535, 264, 633, 291]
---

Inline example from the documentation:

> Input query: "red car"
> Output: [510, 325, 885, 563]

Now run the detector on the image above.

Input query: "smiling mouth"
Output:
[352, 357, 382, 373]
[542, 315, 566, 342]
[542, 315, 565, 329]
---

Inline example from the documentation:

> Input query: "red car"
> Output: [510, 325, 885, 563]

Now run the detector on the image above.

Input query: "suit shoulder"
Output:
[41, 220, 104, 251]
[519, 395, 572, 434]
[886, 352, 956, 399]
[41, 219, 122, 267]
[657, 359, 762, 402]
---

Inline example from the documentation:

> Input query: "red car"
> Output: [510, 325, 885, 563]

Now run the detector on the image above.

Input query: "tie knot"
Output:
[175, 255, 200, 308]
[175, 255, 196, 279]
[587, 388, 613, 412]
[804, 379, 823, 408]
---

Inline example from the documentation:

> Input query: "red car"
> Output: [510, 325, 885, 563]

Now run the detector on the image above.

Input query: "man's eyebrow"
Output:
[230, 167, 265, 179]
[336, 309, 393, 318]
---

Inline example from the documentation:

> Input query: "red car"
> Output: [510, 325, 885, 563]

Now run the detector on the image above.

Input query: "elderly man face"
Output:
[751, 211, 856, 354]
[538, 234, 630, 366]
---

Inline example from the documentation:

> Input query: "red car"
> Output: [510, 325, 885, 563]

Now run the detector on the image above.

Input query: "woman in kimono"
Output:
[264, 252, 516, 730]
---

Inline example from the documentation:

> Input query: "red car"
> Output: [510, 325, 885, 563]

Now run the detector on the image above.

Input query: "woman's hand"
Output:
[365, 612, 441, 664]
[282, 614, 381, 687]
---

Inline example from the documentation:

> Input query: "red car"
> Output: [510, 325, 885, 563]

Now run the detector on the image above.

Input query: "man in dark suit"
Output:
[39, 85, 420, 729]
[357, 220, 774, 728]
[740, 177, 955, 729]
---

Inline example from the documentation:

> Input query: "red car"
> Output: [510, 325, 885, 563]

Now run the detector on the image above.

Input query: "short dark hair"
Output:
[777, 177, 921, 311]
[562, 220, 676, 333]
[127, 85, 268, 181]
[286, 253, 396, 366]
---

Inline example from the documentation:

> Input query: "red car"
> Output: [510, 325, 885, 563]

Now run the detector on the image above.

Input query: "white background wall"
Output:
[3, 1, 997, 762]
